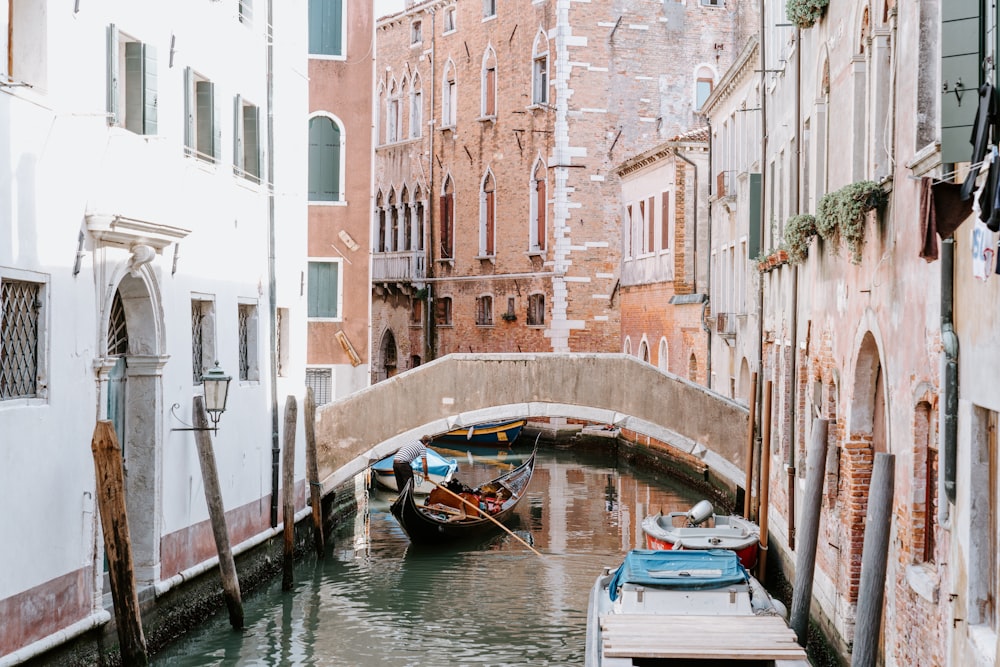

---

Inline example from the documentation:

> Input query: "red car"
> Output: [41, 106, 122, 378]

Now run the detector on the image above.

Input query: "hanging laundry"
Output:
[971, 217, 996, 281]
[962, 83, 998, 202]
[920, 177, 973, 262]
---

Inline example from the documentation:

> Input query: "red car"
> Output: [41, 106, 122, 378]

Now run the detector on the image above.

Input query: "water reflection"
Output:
[154, 443, 707, 666]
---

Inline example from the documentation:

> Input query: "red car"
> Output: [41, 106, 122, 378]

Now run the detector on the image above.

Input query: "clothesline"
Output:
[907, 158, 989, 185]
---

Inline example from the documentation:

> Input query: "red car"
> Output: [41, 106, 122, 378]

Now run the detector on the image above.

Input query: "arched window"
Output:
[440, 176, 455, 258]
[400, 185, 411, 251]
[387, 188, 398, 252]
[308, 114, 343, 202]
[623, 337, 632, 355]
[442, 60, 457, 127]
[695, 65, 715, 110]
[413, 186, 425, 251]
[482, 47, 497, 117]
[530, 159, 546, 251]
[658, 338, 669, 372]
[639, 340, 650, 363]
[480, 170, 496, 256]
[375, 191, 386, 252]
[410, 73, 423, 139]
[532, 30, 549, 105]
[387, 78, 400, 143]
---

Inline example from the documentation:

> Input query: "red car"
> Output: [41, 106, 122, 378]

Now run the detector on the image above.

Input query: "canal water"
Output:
[153, 441, 709, 666]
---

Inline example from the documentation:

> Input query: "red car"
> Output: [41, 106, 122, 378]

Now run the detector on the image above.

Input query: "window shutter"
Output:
[245, 105, 260, 179]
[647, 196, 655, 252]
[661, 191, 670, 250]
[307, 262, 339, 318]
[308, 0, 323, 54]
[330, 0, 344, 55]
[308, 118, 322, 199]
[107, 25, 119, 126]
[142, 44, 157, 135]
[485, 190, 495, 255]
[748, 173, 762, 259]
[328, 121, 341, 199]
[535, 176, 546, 250]
[184, 67, 194, 151]
[234, 95, 244, 171]
[213, 86, 222, 161]
[196, 80, 213, 156]
[941, 0, 982, 164]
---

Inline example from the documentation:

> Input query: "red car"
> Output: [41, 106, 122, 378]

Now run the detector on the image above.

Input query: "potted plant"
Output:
[783, 214, 818, 264]
[501, 311, 517, 322]
[786, 0, 830, 29]
[816, 181, 886, 264]
[754, 252, 770, 273]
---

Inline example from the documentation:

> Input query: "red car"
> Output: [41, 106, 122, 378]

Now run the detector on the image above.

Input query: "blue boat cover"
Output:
[608, 549, 748, 600]
[371, 449, 458, 477]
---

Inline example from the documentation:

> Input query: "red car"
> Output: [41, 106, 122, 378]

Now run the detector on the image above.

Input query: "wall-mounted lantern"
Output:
[171, 362, 232, 433]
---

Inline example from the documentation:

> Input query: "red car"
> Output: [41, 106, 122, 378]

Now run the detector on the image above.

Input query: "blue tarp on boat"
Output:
[371, 448, 458, 477]
[608, 549, 748, 600]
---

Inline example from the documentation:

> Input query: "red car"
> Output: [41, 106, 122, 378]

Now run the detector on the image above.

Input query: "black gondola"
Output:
[389, 448, 537, 543]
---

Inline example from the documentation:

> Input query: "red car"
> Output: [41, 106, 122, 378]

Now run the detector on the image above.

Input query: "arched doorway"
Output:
[378, 329, 398, 381]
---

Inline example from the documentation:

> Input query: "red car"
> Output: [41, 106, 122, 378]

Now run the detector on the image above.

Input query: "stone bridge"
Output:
[315, 353, 750, 493]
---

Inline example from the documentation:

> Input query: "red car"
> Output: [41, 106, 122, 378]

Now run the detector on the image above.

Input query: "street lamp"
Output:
[201, 362, 231, 431]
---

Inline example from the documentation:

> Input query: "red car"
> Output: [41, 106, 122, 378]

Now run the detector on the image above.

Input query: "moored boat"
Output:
[437, 418, 527, 445]
[642, 500, 761, 569]
[585, 549, 807, 667]
[370, 448, 458, 494]
[389, 447, 536, 543]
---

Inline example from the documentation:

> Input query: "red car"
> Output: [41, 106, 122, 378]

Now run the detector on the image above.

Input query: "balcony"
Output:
[372, 251, 426, 284]
[715, 170, 737, 202]
[716, 312, 737, 339]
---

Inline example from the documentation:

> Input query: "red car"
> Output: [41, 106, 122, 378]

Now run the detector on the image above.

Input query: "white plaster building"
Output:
[0, 1, 309, 660]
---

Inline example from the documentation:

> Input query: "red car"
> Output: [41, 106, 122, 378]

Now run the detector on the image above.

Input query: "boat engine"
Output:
[686, 500, 714, 526]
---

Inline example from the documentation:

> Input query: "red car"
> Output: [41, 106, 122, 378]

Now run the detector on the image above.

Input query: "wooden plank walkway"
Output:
[600, 613, 808, 661]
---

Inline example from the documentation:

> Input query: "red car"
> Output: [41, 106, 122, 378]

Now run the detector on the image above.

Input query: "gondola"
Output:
[389, 447, 536, 543]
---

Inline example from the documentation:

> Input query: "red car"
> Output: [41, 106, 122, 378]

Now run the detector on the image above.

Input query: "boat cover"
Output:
[608, 549, 748, 600]
[371, 448, 458, 477]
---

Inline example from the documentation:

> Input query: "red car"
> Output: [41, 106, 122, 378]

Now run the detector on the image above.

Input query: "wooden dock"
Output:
[600, 613, 809, 663]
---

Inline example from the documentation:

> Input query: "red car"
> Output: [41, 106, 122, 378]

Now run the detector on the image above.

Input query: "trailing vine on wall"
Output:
[815, 181, 886, 264]
[783, 214, 818, 264]
[785, 0, 830, 29]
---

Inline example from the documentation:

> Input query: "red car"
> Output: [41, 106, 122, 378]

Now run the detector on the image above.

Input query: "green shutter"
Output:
[328, 121, 341, 200]
[309, 0, 323, 54]
[308, 262, 339, 318]
[234, 94, 244, 170]
[748, 173, 762, 259]
[244, 105, 260, 178]
[941, 0, 982, 164]
[107, 25, 118, 126]
[143, 44, 157, 135]
[196, 80, 213, 157]
[309, 0, 343, 56]
[309, 118, 322, 199]
[330, 0, 343, 56]
[125, 42, 142, 133]
[213, 87, 222, 161]
[308, 117, 339, 200]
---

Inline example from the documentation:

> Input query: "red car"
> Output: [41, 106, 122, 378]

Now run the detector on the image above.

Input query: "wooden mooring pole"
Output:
[193, 396, 244, 630]
[790, 418, 829, 646]
[91, 421, 149, 666]
[850, 452, 895, 667]
[282, 395, 298, 591]
[743, 372, 758, 519]
[757, 381, 772, 583]
[303, 387, 325, 557]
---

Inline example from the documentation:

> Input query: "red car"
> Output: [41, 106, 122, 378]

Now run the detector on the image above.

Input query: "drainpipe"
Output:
[787, 26, 802, 550]
[755, 0, 768, 481]
[266, 0, 279, 528]
[941, 223, 957, 526]
[674, 146, 710, 389]
[425, 8, 437, 362]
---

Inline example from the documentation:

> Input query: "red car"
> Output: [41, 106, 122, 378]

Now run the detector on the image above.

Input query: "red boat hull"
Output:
[644, 533, 759, 570]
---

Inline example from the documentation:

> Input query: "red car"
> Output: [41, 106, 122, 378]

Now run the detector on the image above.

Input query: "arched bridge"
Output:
[315, 353, 750, 493]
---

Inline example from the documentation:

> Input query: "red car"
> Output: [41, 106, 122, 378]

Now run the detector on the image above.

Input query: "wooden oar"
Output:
[430, 480, 543, 557]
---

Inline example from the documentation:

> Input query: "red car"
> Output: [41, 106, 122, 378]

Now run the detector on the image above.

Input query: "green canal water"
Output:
[152, 443, 708, 666]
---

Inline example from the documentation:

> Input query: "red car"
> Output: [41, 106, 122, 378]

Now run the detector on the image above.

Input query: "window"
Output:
[971, 407, 999, 630]
[483, 0, 496, 19]
[107, 26, 157, 135]
[913, 401, 937, 564]
[375, 191, 387, 252]
[307, 260, 342, 319]
[435, 296, 453, 325]
[237, 303, 259, 382]
[482, 48, 497, 117]
[442, 61, 457, 127]
[306, 368, 333, 405]
[532, 32, 549, 105]
[400, 185, 412, 250]
[639, 341, 650, 363]
[413, 187, 425, 251]
[527, 293, 544, 326]
[309, 114, 343, 201]
[658, 338, 669, 372]
[387, 80, 400, 143]
[444, 6, 456, 33]
[411, 20, 422, 45]
[1, 278, 42, 400]
[476, 295, 494, 326]
[480, 170, 496, 256]
[309, 0, 345, 57]
[695, 66, 714, 110]
[530, 160, 547, 251]
[440, 176, 455, 259]
[410, 297, 423, 324]
[234, 95, 261, 182]
[191, 298, 216, 385]
[239, 0, 253, 25]
[410, 75, 423, 138]
[184, 68, 219, 162]
[660, 190, 671, 250]
[701, 0, 724, 5]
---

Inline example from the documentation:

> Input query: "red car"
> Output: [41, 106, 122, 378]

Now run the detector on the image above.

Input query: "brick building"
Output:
[372, 0, 757, 379]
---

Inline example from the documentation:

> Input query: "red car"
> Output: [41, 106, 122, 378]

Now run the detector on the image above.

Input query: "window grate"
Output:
[107, 291, 129, 356]
[306, 368, 333, 406]
[238, 305, 250, 381]
[192, 302, 205, 385]
[1, 280, 40, 400]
